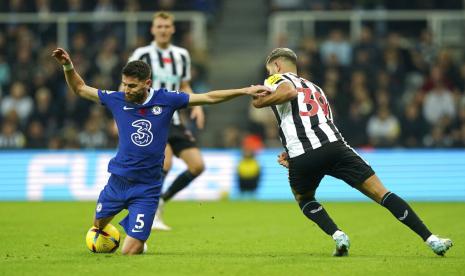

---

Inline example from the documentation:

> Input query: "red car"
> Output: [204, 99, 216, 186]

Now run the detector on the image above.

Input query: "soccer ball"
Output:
[86, 224, 120, 253]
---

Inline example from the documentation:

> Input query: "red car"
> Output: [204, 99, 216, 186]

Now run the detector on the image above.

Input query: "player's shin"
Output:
[161, 170, 197, 202]
[299, 199, 339, 236]
[380, 192, 432, 241]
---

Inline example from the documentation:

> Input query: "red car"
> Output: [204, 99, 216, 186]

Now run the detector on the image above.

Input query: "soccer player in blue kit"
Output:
[52, 48, 269, 255]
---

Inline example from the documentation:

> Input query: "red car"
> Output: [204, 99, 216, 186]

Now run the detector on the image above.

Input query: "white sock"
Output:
[332, 230, 344, 239]
[426, 234, 439, 244]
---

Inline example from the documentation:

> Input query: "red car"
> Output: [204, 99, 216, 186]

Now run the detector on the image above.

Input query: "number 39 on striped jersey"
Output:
[297, 87, 330, 118]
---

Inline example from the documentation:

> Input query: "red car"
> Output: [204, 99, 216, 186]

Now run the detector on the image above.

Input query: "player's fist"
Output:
[52, 48, 72, 65]
[277, 151, 289, 168]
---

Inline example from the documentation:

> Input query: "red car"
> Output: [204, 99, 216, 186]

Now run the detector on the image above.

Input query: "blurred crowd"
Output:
[266, 0, 463, 12]
[1, 0, 465, 149]
[0, 0, 215, 149]
[249, 27, 465, 148]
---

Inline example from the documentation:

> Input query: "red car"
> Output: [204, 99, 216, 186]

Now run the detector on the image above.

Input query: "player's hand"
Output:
[277, 151, 289, 168]
[51, 48, 72, 65]
[190, 105, 205, 129]
[245, 85, 271, 97]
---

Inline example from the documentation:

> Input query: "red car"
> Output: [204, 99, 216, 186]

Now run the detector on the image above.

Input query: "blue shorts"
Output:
[95, 174, 161, 241]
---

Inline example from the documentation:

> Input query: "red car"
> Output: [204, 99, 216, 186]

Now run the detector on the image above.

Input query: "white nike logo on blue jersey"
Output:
[123, 106, 135, 110]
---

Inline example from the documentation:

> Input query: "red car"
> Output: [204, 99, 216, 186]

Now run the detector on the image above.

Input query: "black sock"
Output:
[381, 192, 432, 241]
[161, 170, 197, 202]
[299, 200, 339, 236]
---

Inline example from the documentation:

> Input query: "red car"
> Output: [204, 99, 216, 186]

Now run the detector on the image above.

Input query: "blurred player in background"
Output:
[252, 48, 453, 257]
[52, 47, 269, 255]
[128, 11, 205, 231]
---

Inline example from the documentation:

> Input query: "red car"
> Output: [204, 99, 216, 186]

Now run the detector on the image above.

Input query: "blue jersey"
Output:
[98, 88, 189, 183]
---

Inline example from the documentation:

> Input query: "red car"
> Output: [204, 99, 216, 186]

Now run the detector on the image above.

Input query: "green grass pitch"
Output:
[0, 201, 464, 275]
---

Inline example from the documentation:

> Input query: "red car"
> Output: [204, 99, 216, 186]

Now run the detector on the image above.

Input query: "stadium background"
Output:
[0, 0, 464, 202]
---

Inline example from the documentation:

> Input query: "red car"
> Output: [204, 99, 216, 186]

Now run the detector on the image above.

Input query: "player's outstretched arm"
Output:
[188, 85, 270, 106]
[252, 82, 297, 108]
[52, 48, 100, 103]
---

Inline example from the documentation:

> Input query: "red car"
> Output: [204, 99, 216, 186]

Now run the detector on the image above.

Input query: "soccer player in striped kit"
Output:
[252, 48, 453, 257]
[128, 12, 205, 230]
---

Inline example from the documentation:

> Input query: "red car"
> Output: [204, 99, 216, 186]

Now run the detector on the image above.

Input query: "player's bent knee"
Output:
[293, 190, 316, 206]
[190, 165, 205, 176]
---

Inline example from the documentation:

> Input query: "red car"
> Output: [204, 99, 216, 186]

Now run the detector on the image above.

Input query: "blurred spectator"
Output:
[415, 29, 437, 66]
[62, 125, 80, 149]
[422, 79, 455, 125]
[423, 125, 453, 147]
[350, 71, 373, 116]
[0, 119, 25, 149]
[78, 118, 108, 148]
[123, 0, 140, 12]
[380, 48, 405, 98]
[436, 49, 460, 87]
[7, 0, 31, 12]
[61, 88, 93, 128]
[31, 86, 58, 132]
[400, 102, 429, 147]
[353, 26, 380, 66]
[0, 54, 11, 92]
[1, 81, 33, 125]
[95, 36, 121, 80]
[385, 32, 412, 71]
[366, 105, 400, 147]
[236, 146, 261, 200]
[320, 29, 352, 66]
[25, 119, 47, 148]
[298, 37, 323, 82]
[341, 103, 369, 147]
[66, 0, 86, 12]
[453, 123, 465, 147]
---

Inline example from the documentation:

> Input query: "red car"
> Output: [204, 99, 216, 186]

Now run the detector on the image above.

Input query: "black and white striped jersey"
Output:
[264, 72, 343, 158]
[129, 42, 191, 125]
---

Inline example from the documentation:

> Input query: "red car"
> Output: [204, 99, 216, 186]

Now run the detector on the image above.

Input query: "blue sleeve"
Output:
[165, 90, 190, 110]
[98, 89, 118, 106]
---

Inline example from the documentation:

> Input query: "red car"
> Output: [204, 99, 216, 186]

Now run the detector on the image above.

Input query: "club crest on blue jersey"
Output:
[152, 106, 162, 115]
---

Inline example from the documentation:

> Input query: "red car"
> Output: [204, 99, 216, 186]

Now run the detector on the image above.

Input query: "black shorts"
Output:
[167, 124, 197, 157]
[288, 141, 375, 196]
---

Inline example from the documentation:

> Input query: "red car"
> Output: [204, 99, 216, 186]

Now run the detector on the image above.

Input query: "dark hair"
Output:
[122, 60, 151, 80]
[265, 48, 297, 65]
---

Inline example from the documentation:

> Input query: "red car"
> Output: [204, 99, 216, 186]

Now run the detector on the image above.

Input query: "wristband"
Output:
[63, 63, 74, 71]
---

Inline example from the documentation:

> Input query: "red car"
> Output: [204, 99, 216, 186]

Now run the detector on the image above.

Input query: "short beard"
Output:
[125, 89, 146, 103]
